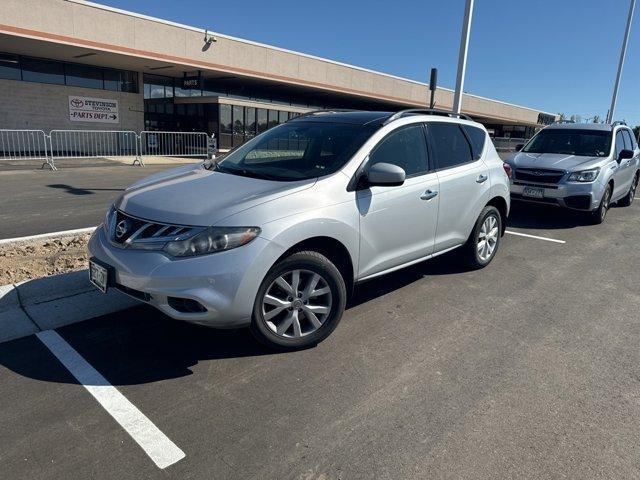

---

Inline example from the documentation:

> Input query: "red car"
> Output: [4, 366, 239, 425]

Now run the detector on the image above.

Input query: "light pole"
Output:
[607, 0, 636, 123]
[452, 0, 475, 115]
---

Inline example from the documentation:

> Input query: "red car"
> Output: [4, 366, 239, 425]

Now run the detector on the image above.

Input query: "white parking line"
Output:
[36, 330, 185, 469]
[505, 230, 566, 244]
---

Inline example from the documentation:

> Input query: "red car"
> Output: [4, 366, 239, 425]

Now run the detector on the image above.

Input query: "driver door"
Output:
[356, 124, 439, 280]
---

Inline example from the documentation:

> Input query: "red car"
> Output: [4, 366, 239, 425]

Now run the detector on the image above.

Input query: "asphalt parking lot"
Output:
[1, 198, 639, 480]
[0, 163, 189, 239]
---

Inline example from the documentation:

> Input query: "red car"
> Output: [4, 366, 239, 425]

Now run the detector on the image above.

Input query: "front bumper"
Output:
[88, 226, 282, 328]
[510, 180, 604, 211]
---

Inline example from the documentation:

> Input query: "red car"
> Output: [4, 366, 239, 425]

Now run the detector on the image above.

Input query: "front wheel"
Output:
[590, 184, 611, 224]
[619, 173, 638, 207]
[251, 251, 347, 350]
[462, 205, 502, 269]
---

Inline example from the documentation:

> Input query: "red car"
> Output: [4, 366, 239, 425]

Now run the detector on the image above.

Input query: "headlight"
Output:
[567, 168, 600, 182]
[163, 226, 261, 257]
[103, 204, 115, 232]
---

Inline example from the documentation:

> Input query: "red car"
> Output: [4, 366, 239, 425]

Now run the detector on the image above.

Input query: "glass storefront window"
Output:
[219, 104, 233, 149]
[257, 109, 268, 133]
[245, 107, 256, 140]
[232, 105, 245, 147]
[0, 53, 21, 80]
[65, 63, 103, 89]
[21, 57, 64, 85]
[268, 109, 279, 129]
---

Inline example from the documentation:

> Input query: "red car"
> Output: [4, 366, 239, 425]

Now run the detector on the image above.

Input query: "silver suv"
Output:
[505, 122, 639, 223]
[89, 110, 510, 349]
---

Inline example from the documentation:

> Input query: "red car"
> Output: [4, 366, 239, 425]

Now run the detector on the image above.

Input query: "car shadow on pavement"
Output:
[0, 251, 475, 387]
[506, 202, 589, 230]
[47, 183, 125, 195]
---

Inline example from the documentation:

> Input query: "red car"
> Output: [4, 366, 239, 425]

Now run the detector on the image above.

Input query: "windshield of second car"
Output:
[214, 121, 376, 181]
[522, 129, 612, 157]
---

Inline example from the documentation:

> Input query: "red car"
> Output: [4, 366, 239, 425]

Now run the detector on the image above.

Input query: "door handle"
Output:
[476, 174, 488, 184]
[420, 190, 438, 201]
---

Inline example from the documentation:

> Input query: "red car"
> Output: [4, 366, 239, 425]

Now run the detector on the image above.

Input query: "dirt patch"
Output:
[0, 233, 92, 285]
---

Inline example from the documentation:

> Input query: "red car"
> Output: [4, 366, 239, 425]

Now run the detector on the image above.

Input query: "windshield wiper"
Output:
[214, 164, 278, 180]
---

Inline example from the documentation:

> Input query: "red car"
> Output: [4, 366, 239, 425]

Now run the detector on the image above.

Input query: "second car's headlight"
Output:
[163, 227, 261, 257]
[568, 168, 600, 182]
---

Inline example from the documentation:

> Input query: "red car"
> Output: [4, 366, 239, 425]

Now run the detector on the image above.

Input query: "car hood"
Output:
[508, 152, 604, 171]
[116, 164, 316, 226]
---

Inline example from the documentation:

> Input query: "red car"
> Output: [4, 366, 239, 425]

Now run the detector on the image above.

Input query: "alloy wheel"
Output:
[601, 188, 611, 221]
[630, 176, 638, 204]
[477, 214, 499, 262]
[261, 269, 332, 338]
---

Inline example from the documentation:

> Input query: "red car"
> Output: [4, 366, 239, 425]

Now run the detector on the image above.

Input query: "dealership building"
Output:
[0, 0, 556, 151]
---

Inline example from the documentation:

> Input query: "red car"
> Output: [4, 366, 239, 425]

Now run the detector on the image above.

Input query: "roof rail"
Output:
[287, 109, 356, 121]
[552, 119, 576, 124]
[383, 108, 473, 125]
[611, 120, 627, 127]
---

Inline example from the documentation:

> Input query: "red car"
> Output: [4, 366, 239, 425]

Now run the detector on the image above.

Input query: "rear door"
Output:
[427, 121, 491, 253]
[356, 123, 439, 279]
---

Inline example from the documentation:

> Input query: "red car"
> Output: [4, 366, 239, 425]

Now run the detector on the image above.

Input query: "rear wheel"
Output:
[251, 251, 347, 350]
[619, 173, 638, 207]
[462, 205, 502, 269]
[590, 184, 611, 224]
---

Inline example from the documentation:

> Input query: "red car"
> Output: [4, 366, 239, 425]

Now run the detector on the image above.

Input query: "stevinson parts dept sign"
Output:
[68, 96, 119, 124]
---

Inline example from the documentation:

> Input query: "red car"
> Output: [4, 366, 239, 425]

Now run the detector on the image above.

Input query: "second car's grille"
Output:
[514, 168, 565, 184]
[108, 210, 203, 248]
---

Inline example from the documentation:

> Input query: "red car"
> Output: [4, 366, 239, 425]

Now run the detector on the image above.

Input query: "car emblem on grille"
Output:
[115, 219, 129, 239]
[533, 170, 544, 176]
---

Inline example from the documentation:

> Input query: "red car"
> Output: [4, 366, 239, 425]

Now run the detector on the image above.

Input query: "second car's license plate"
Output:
[89, 260, 109, 293]
[522, 186, 544, 199]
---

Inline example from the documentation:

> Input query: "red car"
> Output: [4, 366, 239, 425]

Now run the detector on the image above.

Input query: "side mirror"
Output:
[619, 149, 634, 162]
[515, 144, 524, 152]
[366, 162, 406, 187]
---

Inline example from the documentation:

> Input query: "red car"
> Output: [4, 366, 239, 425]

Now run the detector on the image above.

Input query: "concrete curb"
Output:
[0, 227, 97, 246]
[0, 270, 139, 343]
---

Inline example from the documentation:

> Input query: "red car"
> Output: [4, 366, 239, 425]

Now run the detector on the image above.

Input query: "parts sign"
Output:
[69, 96, 120, 124]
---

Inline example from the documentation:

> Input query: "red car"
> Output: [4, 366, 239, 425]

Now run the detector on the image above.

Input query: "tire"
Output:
[250, 251, 347, 350]
[462, 205, 502, 269]
[619, 172, 638, 207]
[590, 184, 612, 224]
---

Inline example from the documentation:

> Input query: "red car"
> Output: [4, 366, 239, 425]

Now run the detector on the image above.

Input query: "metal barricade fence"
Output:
[140, 131, 210, 158]
[492, 137, 526, 152]
[49, 130, 141, 168]
[0, 129, 52, 169]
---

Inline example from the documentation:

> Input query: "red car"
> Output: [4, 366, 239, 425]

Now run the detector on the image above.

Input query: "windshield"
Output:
[214, 121, 376, 181]
[522, 129, 612, 157]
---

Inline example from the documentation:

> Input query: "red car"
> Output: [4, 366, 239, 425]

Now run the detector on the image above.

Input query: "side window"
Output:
[615, 131, 625, 158]
[622, 130, 635, 151]
[429, 123, 473, 169]
[461, 125, 486, 160]
[369, 124, 428, 177]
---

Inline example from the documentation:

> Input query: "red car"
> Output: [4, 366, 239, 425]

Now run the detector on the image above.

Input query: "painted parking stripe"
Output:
[36, 330, 185, 469]
[505, 230, 566, 244]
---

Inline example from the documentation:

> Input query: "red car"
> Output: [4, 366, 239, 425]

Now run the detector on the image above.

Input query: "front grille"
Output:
[514, 168, 565, 184]
[108, 209, 203, 248]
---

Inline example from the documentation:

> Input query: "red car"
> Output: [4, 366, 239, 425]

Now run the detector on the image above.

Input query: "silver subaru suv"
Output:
[89, 109, 510, 349]
[505, 122, 639, 224]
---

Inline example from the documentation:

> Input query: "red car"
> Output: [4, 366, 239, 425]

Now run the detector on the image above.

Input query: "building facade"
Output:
[0, 0, 556, 150]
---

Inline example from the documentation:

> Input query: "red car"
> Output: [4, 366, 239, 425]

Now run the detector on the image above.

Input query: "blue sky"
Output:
[101, 0, 639, 126]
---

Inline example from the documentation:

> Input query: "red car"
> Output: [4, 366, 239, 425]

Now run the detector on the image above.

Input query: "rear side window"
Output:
[622, 129, 635, 150]
[428, 123, 473, 170]
[369, 124, 428, 177]
[461, 125, 486, 160]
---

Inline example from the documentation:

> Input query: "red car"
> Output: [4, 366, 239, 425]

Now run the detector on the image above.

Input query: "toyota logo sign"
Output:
[70, 98, 84, 108]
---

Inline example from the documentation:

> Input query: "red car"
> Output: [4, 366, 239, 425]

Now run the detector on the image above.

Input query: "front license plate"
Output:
[89, 260, 109, 293]
[522, 186, 544, 199]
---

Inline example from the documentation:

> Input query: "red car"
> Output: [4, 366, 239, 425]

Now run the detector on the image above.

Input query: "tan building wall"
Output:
[0, 78, 144, 132]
